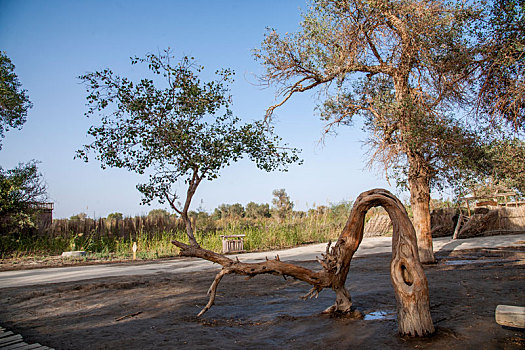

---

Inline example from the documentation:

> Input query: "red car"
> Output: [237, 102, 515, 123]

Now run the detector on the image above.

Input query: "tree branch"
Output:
[164, 191, 182, 216]
[198, 267, 232, 316]
[171, 239, 331, 311]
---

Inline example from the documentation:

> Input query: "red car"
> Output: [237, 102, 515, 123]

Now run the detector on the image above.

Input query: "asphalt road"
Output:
[1, 233, 524, 289]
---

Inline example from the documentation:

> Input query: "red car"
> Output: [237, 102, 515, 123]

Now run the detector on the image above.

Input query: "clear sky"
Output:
[0, 0, 398, 219]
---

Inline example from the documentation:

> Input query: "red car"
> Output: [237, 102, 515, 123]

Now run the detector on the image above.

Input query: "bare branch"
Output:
[301, 286, 321, 300]
[197, 268, 232, 317]
[164, 191, 182, 216]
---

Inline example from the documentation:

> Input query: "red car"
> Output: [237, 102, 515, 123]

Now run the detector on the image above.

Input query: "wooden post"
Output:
[132, 242, 137, 260]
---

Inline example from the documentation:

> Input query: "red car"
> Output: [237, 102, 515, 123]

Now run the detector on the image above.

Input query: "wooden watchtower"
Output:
[30, 202, 54, 230]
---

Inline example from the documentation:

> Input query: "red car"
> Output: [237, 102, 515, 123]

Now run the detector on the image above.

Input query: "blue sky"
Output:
[0, 0, 397, 218]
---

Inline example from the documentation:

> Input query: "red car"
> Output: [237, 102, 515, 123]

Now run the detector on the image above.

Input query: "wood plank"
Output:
[0, 334, 23, 345]
[8, 345, 39, 350]
[0, 341, 24, 349]
[20, 343, 42, 350]
[2, 342, 30, 350]
[496, 305, 525, 329]
[16, 344, 45, 350]
[0, 327, 53, 350]
[0, 340, 23, 347]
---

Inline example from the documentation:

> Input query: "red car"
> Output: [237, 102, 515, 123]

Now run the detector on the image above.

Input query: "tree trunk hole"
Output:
[401, 265, 413, 286]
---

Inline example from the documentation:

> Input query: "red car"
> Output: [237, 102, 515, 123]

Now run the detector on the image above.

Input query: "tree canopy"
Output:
[475, 0, 524, 132]
[484, 138, 525, 195]
[78, 49, 300, 245]
[245, 201, 271, 219]
[0, 161, 47, 233]
[272, 188, 294, 219]
[0, 52, 45, 235]
[0, 51, 32, 149]
[255, 0, 490, 262]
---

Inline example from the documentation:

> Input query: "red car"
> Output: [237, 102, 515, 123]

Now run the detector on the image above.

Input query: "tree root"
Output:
[321, 305, 364, 319]
[301, 286, 322, 300]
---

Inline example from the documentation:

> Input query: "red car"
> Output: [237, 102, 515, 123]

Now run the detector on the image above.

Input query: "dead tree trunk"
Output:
[172, 188, 434, 337]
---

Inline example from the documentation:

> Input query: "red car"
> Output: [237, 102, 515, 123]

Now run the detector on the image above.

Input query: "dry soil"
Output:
[0, 247, 524, 349]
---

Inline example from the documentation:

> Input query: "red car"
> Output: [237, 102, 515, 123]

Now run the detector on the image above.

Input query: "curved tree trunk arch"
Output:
[172, 188, 434, 337]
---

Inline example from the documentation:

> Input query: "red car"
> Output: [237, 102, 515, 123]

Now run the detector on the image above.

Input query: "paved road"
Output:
[1, 233, 524, 289]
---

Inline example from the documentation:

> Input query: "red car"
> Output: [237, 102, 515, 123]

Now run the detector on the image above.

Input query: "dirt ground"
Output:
[0, 255, 179, 272]
[1, 247, 524, 349]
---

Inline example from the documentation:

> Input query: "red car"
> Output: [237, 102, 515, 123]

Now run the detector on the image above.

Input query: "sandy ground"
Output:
[1, 246, 524, 349]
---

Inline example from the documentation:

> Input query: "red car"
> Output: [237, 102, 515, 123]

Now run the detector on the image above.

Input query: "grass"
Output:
[0, 212, 351, 260]
[1, 198, 410, 261]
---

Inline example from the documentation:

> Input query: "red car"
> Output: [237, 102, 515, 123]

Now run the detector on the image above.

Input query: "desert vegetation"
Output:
[0, 190, 461, 261]
[0, 192, 358, 259]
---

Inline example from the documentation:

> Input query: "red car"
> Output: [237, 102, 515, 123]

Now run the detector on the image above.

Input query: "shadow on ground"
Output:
[1, 247, 524, 349]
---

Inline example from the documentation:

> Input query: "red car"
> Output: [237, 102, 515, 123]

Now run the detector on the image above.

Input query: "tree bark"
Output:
[172, 189, 434, 337]
[324, 189, 434, 336]
[407, 165, 435, 264]
[181, 212, 198, 246]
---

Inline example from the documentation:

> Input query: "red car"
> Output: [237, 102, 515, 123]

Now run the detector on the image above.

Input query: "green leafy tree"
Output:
[213, 203, 245, 219]
[448, 136, 525, 200]
[78, 50, 300, 246]
[0, 52, 32, 149]
[272, 188, 294, 220]
[212, 207, 222, 220]
[188, 210, 209, 220]
[70, 212, 87, 221]
[229, 203, 245, 218]
[255, 0, 487, 262]
[0, 53, 43, 234]
[147, 209, 171, 219]
[214, 204, 231, 219]
[0, 161, 47, 233]
[107, 212, 123, 220]
[245, 201, 271, 218]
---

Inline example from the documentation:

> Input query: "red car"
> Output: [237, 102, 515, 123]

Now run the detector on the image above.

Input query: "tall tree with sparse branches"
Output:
[475, 0, 524, 132]
[255, 0, 487, 263]
[78, 50, 300, 245]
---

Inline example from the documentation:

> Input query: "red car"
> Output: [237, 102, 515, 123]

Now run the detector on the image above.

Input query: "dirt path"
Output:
[1, 247, 524, 349]
[2, 234, 524, 288]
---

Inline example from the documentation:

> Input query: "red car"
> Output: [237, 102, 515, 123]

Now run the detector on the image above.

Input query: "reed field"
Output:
[1, 201, 375, 260]
[0, 198, 445, 261]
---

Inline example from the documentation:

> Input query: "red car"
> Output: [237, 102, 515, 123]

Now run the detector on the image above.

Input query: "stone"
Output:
[61, 251, 86, 258]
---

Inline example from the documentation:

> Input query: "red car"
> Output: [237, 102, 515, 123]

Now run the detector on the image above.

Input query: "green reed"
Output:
[1, 202, 371, 260]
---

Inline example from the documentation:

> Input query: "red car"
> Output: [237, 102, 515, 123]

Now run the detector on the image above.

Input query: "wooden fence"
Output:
[48, 216, 187, 238]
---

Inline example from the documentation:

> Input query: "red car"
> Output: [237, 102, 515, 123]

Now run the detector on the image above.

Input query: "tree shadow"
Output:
[435, 239, 463, 258]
